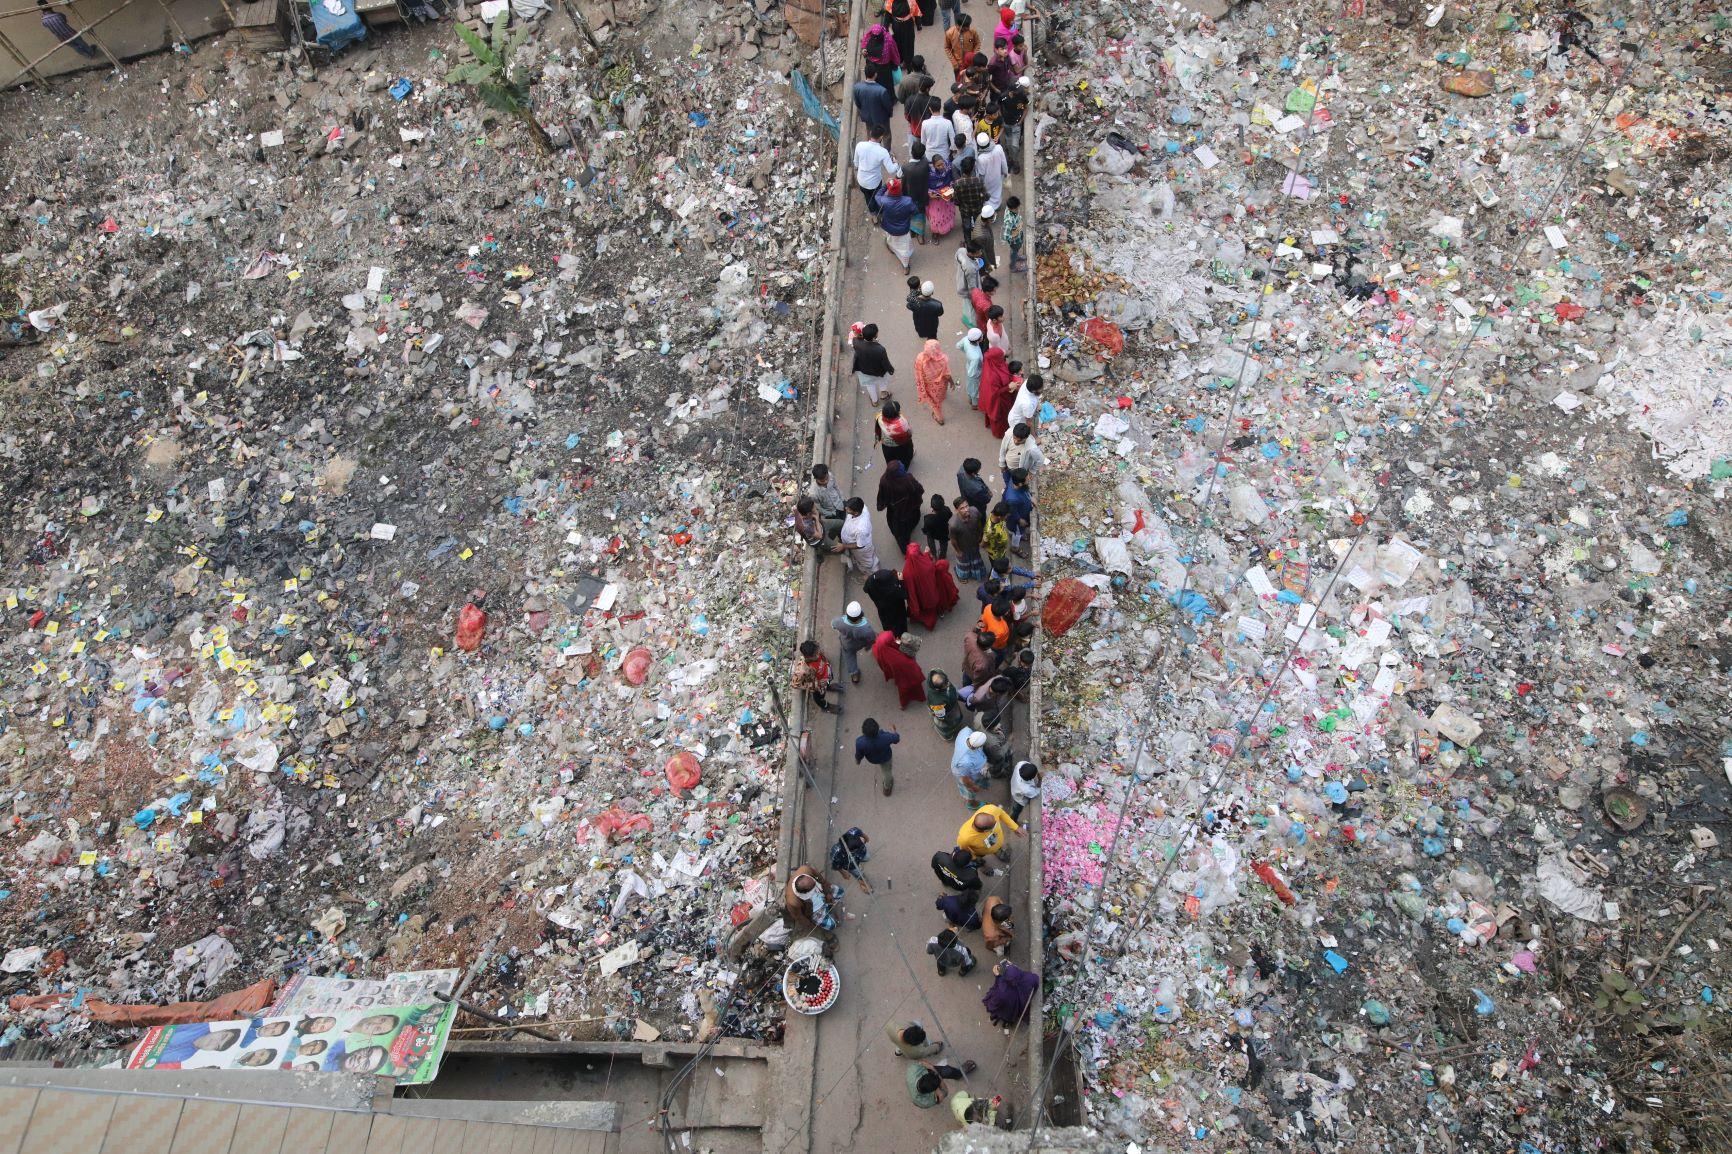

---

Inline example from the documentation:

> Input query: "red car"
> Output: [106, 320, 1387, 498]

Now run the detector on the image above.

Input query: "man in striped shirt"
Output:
[38, 0, 99, 57]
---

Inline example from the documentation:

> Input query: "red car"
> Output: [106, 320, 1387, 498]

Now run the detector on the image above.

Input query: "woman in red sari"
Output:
[979, 346, 1013, 438]
[969, 275, 997, 341]
[903, 542, 960, 630]
[872, 629, 925, 708]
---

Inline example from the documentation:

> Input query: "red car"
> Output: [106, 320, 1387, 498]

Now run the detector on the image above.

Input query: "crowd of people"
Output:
[783, 0, 1047, 1131]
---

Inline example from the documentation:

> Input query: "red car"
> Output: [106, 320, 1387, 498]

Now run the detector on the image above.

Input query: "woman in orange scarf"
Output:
[913, 339, 954, 425]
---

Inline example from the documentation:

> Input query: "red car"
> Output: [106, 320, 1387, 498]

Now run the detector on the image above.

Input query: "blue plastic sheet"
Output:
[789, 69, 838, 140]
[308, 0, 367, 52]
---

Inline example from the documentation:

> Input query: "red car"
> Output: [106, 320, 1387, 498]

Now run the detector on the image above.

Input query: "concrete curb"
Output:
[765, 4, 864, 1151]
[445, 1038, 776, 1061]
[1017, 38, 1047, 1133]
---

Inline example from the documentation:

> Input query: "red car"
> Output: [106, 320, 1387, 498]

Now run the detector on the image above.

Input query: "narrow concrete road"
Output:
[783, 10, 1036, 1151]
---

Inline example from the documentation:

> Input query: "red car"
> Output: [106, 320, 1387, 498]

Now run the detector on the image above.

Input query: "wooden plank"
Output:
[396, 1118, 440, 1149]
[363, 1114, 406, 1154]
[323, 1113, 372, 1154]
[430, 1118, 469, 1154]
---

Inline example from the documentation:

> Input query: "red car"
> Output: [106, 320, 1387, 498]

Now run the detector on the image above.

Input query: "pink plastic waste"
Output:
[455, 591, 488, 652]
[589, 806, 653, 842]
[665, 751, 702, 792]
[621, 646, 654, 686]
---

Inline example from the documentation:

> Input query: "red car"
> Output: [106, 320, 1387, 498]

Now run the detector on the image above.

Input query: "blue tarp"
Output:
[789, 69, 839, 140]
[309, 0, 367, 51]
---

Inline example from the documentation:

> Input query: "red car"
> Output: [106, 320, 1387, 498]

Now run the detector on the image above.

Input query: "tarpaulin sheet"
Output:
[8, 977, 278, 1026]
[308, 0, 368, 52]
[790, 70, 839, 140]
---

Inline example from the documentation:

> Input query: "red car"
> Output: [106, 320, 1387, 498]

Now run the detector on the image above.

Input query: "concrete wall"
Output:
[0, 1066, 620, 1154]
[1, 0, 230, 86]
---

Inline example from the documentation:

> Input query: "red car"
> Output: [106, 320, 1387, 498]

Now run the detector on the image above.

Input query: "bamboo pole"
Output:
[1, 0, 142, 87]
[63, 0, 124, 69]
[152, 0, 191, 43]
[0, 0, 62, 16]
[434, 992, 563, 1043]
[0, 22, 48, 83]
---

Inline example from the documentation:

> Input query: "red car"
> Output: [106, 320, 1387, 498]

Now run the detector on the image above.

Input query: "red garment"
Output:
[872, 629, 926, 708]
[903, 543, 960, 630]
[970, 287, 994, 327]
[979, 347, 1013, 438]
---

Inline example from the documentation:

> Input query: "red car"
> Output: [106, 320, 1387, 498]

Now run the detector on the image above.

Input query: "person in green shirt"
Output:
[950, 1091, 1012, 1128]
[885, 1021, 942, 1059]
[982, 503, 1011, 570]
[906, 1059, 971, 1108]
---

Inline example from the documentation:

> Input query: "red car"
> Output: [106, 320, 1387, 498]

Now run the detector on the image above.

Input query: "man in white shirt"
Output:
[920, 108, 956, 164]
[974, 133, 1009, 210]
[1008, 760, 1041, 822]
[840, 497, 879, 576]
[951, 103, 976, 163]
[1006, 374, 1043, 433]
[853, 126, 902, 217]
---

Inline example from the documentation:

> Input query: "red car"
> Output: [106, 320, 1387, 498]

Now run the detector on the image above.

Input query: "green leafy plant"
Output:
[1595, 968, 1652, 1032]
[447, 16, 553, 155]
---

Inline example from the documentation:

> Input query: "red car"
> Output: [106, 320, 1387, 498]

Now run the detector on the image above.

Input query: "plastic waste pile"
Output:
[0, 3, 832, 1051]
[1028, 1, 1731, 1149]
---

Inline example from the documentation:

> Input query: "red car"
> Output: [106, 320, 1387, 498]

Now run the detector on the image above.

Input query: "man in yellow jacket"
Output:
[956, 804, 1022, 862]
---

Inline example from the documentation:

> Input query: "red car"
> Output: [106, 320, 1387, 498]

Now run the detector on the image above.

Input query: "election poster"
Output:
[124, 999, 457, 1084]
[268, 968, 460, 1016]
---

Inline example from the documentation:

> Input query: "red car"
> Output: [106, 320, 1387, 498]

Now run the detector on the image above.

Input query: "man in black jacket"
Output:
[906, 280, 945, 339]
[1000, 76, 1029, 173]
[956, 457, 992, 516]
[931, 845, 998, 890]
[853, 65, 896, 135]
[903, 141, 932, 244]
[851, 323, 895, 406]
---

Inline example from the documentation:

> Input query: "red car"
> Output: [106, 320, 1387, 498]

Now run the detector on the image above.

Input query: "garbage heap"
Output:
[1029, 1, 1731, 1149]
[0, 7, 834, 1050]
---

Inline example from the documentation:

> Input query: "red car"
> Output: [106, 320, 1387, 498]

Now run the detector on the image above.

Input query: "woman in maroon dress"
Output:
[871, 630, 926, 709]
[978, 347, 1013, 438]
[903, 542, 960, 630]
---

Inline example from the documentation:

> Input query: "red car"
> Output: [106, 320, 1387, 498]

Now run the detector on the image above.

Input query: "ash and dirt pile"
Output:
[0, 0, 837, 1050]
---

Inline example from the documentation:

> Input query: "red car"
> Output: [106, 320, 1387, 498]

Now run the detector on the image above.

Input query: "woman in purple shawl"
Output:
[982, 961, 1038, 1027]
